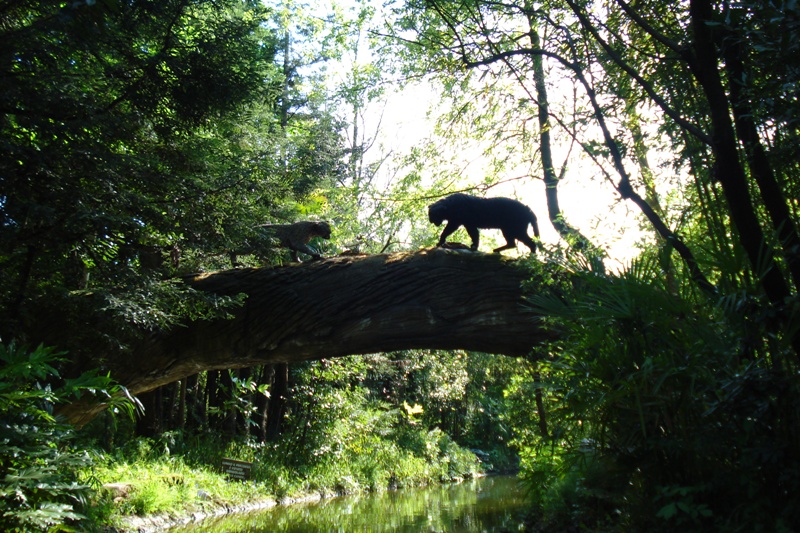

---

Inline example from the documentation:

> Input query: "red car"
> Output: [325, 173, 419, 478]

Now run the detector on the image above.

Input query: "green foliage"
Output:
[272, 358, 482, 486]
[386, 3, 800, 528]
[511, 256, 800, 531]
[0, 343, 136, 532]
[85, 350, 510, 522]
[0, 0, 345, 361]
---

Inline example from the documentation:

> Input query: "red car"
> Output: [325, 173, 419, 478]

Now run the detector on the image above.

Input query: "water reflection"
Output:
[172, 475, 528, 532]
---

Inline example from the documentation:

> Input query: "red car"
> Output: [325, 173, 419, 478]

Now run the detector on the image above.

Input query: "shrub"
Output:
[0, 343, 137, 532]
[519, 257, 800, 531]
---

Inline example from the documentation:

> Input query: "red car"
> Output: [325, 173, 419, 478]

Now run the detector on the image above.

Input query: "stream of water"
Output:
[171, 475, 529, 532]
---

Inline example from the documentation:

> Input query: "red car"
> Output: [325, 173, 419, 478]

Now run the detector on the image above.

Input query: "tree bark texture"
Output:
[61, 249, 556, 426]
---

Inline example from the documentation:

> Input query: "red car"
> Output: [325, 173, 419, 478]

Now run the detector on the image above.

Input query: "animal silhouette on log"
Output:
[60, 249, 557, 426]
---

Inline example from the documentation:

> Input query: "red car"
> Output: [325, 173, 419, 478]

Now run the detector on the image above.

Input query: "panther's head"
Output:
[313, 221, 332, 239]
[428, 200, 448, 226]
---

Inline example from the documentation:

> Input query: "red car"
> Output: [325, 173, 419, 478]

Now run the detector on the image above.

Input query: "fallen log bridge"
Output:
[63, 248, 558, 426]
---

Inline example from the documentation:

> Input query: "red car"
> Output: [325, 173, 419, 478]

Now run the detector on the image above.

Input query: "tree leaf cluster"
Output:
[0, 0, 347, 364]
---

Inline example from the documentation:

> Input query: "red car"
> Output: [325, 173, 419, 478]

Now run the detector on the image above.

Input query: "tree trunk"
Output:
[59, 249, 557, 426]
[135, 388, 162, 437]
[266, 363, 289, 441]
[255, 365, 273, 442]
[176, 379, 187, 430]
[720, 35, 800, 293]
[627, 109, 677, 293]
[688, 0, 798, 363]
[688, 0, 791, 307]
[526, 19, 598, 259]
[206, 370, 221, 431]
[222, 369, 237, 436]
[185, 373, 200, 431]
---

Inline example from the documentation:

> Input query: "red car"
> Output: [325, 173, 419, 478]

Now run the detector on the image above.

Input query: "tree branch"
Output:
[563, 0, 711, 145]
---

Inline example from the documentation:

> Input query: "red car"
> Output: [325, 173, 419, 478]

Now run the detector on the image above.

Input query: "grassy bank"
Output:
[85, 425, 488, 531]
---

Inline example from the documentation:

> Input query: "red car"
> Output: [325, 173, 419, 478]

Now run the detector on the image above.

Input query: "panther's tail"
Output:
[529, 208, 541, 239]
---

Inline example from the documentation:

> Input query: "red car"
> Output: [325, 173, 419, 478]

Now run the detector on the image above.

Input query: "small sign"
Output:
[221, 458, 253, 480]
